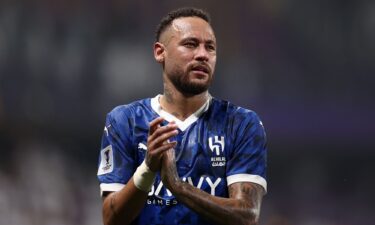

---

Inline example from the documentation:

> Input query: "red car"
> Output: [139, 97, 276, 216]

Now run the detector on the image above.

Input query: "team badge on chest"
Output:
[208, 136, 226, 167]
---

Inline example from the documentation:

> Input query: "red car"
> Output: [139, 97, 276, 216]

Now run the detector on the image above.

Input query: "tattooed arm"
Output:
[161, 148, 264, 225]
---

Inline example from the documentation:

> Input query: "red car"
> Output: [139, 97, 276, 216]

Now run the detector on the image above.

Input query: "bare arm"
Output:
[161, 148, 264, 225]
[102, 117, 178, 225]
[102, 178, 148, 225]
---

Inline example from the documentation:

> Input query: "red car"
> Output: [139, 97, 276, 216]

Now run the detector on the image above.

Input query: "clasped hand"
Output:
[146, 117, 180, 190]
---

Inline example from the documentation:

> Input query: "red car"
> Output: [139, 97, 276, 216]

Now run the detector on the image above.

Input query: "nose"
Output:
[194, 44, 209, 62]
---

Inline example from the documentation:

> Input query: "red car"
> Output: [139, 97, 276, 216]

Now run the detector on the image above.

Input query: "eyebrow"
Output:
[181, 37, 216, 45]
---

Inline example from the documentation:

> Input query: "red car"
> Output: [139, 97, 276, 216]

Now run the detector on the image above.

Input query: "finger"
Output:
[147, 143, 176, 165]
[150, 142, 177, 156]
[149, 117, 165, 134]
[148, 123, 178, 143]
[148, 129, 178, 151]
[151, 123, 178, 138]
[150, 130, 178, 149]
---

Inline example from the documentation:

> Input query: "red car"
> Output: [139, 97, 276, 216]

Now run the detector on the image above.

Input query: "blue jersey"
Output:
[97, 95, 267, 225]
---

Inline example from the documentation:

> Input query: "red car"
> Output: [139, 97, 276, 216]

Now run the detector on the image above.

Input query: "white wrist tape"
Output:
[133, 160, 156, 192]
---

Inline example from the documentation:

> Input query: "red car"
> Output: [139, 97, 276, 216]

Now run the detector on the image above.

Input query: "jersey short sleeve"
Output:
[97, 106, 136, 195]
[226, 110, 268, 193]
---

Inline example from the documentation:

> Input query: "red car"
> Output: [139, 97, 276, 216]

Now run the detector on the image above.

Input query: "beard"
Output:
[167, 67, 213, 96]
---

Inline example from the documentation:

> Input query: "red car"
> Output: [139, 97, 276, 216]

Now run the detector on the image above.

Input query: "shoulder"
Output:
[106, 98, 151, 124]
[210, 98, 262, 124]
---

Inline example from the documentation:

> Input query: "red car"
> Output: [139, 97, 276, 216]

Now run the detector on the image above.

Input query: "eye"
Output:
[183, 41, 197, 48]
[206, 44, 216, 51]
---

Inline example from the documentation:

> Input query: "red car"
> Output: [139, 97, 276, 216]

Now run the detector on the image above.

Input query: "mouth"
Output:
[191, 64, 210, 75]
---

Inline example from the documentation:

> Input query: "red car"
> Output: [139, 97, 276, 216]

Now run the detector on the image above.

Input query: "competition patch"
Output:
[97, 145, 114, 175]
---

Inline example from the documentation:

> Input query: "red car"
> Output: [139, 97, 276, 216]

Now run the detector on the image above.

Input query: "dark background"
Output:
[0, 0, 374, 224]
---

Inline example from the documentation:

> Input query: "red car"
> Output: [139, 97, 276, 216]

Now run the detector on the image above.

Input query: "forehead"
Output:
[166, 17, 216, 42]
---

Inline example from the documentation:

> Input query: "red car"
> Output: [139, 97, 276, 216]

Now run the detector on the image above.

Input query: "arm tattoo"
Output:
[173, 182, 262, 225]
[231, 183, 263, 221]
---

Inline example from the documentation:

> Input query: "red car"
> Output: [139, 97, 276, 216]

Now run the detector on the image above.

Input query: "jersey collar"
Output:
[150, 94, 211, 131]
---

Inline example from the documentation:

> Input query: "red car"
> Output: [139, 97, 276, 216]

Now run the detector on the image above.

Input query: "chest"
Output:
[133, 120, 232, 178]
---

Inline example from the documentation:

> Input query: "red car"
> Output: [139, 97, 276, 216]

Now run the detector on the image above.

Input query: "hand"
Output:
[161, 148, 180, 192]
[146, 117, 178, 172]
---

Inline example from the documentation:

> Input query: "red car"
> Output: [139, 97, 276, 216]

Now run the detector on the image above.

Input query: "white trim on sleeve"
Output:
[227, 174, 267, 194]
[100, 183, 125, 196]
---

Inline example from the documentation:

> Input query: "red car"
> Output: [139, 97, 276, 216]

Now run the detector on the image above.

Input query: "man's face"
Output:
[158, 17, 217, 95]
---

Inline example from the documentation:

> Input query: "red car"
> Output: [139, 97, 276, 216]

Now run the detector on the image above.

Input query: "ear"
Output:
[154, 42, 165, 63]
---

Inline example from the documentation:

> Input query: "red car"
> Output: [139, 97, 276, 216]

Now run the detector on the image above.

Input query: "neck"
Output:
[160, 82, 209, 121]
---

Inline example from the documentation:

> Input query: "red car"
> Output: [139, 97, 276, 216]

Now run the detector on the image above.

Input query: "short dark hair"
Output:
[155, 7, 211, 42]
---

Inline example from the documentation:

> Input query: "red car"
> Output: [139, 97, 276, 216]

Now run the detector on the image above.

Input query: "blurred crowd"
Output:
[0, 0, 374, 224]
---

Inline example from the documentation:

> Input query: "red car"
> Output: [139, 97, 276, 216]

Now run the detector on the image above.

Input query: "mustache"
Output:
[189, 62, 211, 74]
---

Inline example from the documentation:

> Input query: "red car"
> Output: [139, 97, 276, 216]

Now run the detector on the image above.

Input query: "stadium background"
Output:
[0, 0, 374, 224]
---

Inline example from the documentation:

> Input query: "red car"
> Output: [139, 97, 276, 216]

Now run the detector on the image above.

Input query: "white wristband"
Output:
[133, 160, 156, 192]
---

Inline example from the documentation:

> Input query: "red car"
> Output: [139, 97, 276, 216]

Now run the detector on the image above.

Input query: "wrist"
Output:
[168, 178, 184, 195]
[133, 160, 156, 192]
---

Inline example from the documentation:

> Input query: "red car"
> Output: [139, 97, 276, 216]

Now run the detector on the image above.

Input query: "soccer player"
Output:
[97, 7, 267, 225]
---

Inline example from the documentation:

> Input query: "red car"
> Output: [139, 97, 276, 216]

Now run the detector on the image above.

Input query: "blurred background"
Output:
[0, 0, 374, 224]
